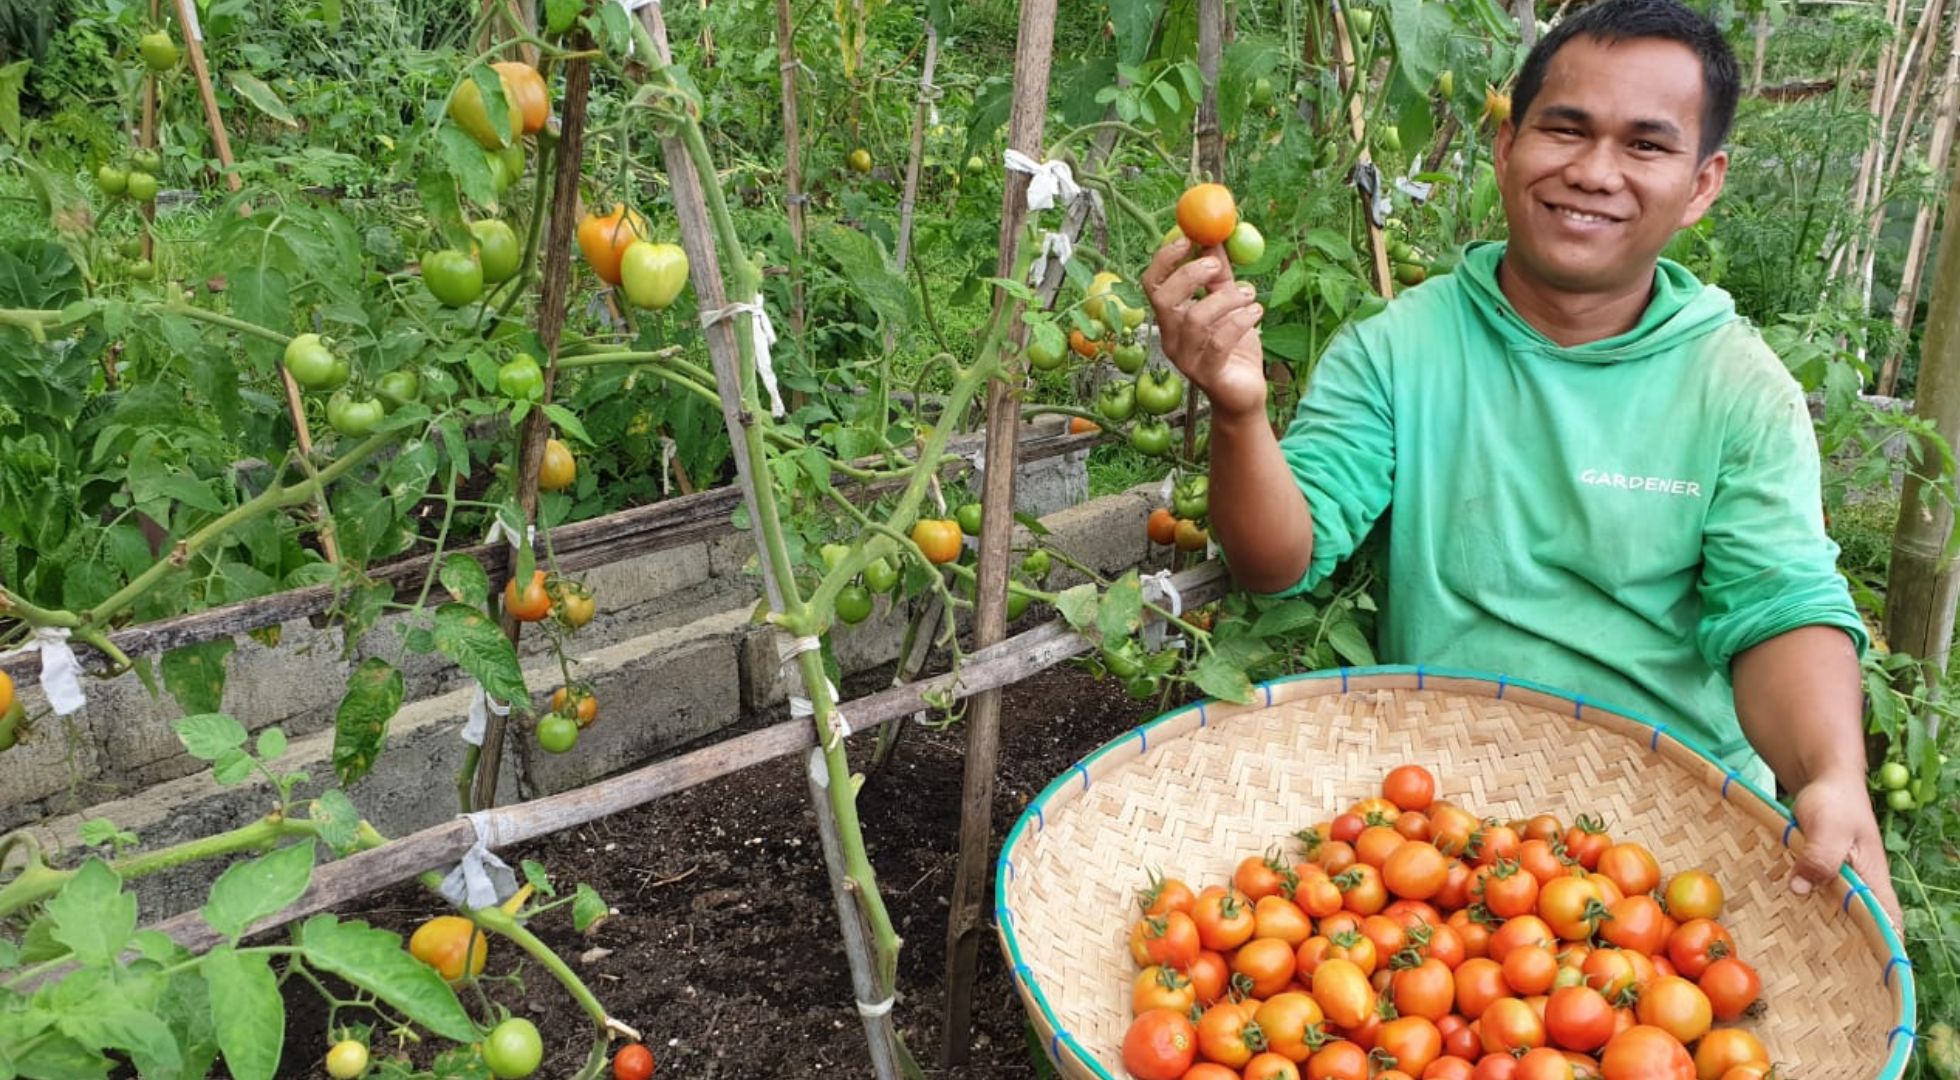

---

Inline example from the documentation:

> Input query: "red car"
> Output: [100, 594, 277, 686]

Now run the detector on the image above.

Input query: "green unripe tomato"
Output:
[124, 171, 158, 203]
[1878, 761, 1911, 791]
[283, 333, 341, 391]
[819, 543, 852, 572]
[325, 1040, 369, 1080]
[1026, 331, 1067, 371]
[119, 236, 145, 259]
[125, 258, 156, 282]
[1020, 549, 1051, 580]
[471, 220, 521, 285]
[1006, 587, 1031, 620]
[619, 241, 690, 310]
[956, 503, 983, 537]
[537, 715, 579, 754]
[497, 354, 545, 400]
[1250, 75, 1275, 107]
[835, 584, 874, 625]
[96, 164, 128, 196]
[376, 370, 422, 412]
[326, 392, 385, 437]
[423, 248, 485, 307]
[1111, 342, 1148, 375]
[862, 556, 899, 594]
[1886, 787, 1917, 812]
[139, 31, 179, 72]
[1225, 222, 1266, 267]
[130, 149, 162, 174]
[1125, 673, 1161, 701]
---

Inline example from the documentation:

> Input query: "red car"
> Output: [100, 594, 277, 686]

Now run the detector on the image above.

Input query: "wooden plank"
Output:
[0, 422, 1110, 687]
[127, 561, 1229, 962]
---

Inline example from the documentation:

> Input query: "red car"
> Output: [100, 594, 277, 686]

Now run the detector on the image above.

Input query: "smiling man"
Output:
[1142, 0, 1902, 922]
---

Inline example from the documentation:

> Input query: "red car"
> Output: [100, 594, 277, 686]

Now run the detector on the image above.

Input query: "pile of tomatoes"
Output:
[1119, 765, 1772, 1080]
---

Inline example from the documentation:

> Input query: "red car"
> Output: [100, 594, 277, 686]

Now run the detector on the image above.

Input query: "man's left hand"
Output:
[1789, 770, 1904, 930]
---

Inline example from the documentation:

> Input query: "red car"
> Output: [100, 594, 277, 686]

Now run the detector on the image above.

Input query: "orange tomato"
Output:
[1482, 863, 1541, 919]
[1543, 985, 1615, 1052]
[576, 204, 647, 285]
[1256, 991, 1327, 1063]
[1487, 915, 1554, 963]
[1481, 997, 1547, 1055]
[1246, 1051, 1306, 1080]
[1452, 957, 1507, 1020]
[1234, 936, 1299, 998]
[408, 915, 488, 983]
[1392, 957, 1456, 1021]
[1188, 950, 1230, 1005]
[503, 569, 553, 621]
[1193, 886, 1257, 952]
[1139, 873, 1196, 918]
[1146, 506, 1178, 546]
[1537, 876, 1604, 941]
[1122, 1009, 1198, 1080]
[1664, 870, 1724, 921]
[1307, 1039, 1370, 1080]
[1142, 910, 1201, 970]
[1337, 863, 1388, 915]
[1383, 841, 1450, 901]
[1133, 965, 1197, 1014]
[1068, 416, 1101, 435]
[1176, 182, 1240, 247]
[1596, 843, 1661, 897]
[1378, 1016, 1444, 1076]
[1562, 817, 1611, 870]
[1665, 918, 1735, 980]
[1256, 894, 1315, 946]
[1697, 956, 1760, 1021]
[1503, 944, 1559, 996]
[1196, 1000, 1263, 1068]
[1598, 1025, 1692, 1080]
[491, 61, 549, 134]
[1633, 976, 1712, 1045]
[1311, 957, 1376, 1029]
[1237, 853, 1294, 901]
[1692, 1030, 1767, 1080]
[911, 518, 963, 564]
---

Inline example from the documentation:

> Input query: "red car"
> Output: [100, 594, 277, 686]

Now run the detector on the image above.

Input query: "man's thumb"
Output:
[1789, 811, 1851, 896]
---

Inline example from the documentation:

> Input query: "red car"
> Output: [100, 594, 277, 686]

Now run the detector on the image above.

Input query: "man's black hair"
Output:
[1510, 0, 1741, 159]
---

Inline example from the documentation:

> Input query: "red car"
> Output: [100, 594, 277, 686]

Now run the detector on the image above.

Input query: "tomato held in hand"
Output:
[538, 438, 577, 492]
[612, 1043, 654, 1080]
[620, 241, 690, 310]
[1176, 183, 1239, 247]
[504, 569, 554, 621]
[408, 915, 487, 983]
[423, 248, 484, 307]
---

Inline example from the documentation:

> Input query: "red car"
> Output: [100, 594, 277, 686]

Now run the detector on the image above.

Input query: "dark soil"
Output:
[279, 664, 1169, 1079]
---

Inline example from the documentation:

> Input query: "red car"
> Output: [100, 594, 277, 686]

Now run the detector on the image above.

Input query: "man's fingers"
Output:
[1140, 236, 1195, 290]
[1184, 304, 1265, 387]
[1851, 833, 1906, 931]
[1789, 814, 1852, 897]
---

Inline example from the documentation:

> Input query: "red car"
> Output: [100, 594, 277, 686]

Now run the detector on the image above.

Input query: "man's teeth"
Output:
[1554, 205, 1612, 224]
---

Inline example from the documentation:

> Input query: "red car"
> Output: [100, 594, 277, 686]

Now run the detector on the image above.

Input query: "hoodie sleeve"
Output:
[1263, 325, 1396, 597]
[1695, 351, 1869, 671]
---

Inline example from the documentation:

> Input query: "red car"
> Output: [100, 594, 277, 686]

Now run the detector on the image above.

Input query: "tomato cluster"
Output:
[1119, 766, 1770, 1080]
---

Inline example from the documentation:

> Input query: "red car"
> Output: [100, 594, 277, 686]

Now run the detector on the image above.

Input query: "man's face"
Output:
[1494, 35, 1728, 296]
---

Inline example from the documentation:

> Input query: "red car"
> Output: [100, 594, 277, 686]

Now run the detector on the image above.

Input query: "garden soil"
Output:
[279, 664, 1172, 1078]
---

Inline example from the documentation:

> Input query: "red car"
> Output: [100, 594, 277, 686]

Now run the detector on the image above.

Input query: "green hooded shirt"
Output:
[1274, 240, 1868, 786]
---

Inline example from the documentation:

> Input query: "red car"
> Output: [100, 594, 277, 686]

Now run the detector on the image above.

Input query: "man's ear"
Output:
[1494, 119, 1516, 172]
[1680, 149, 1729, 229]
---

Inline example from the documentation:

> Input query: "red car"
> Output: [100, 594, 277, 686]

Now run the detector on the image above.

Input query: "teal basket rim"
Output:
[994, 664, 1916, 1080]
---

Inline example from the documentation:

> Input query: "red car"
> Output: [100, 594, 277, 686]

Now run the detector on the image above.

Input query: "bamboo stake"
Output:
[1188, 0, 1226, 475]
[1885, 154, 1960, 675]
[941, 1, 1057, 1064]
[1333, 1, 1396, 299]
[632, 9, 907, 1074]
[1752, 13, 1771, 91]
[894, 24, 938, 273]
[1515, 0, 1538, 47]
[140, 0, 158, 266]
[1836, 0, 1908, 283]
[472, 51, 593, 812]
[1855, 0, 1943, 315]
[773, 0, 807, 336]
[1883, 12, 1960, 394]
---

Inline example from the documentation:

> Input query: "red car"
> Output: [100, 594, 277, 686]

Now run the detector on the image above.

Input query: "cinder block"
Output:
[575, 543, 711, 613]
[0, 682, 103, 817]
[518, 610, 750, 796]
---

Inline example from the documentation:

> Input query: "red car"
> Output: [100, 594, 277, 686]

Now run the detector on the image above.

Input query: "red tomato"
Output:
[1453, 957, 1508, 1020]
[1481, 998, 1547, 1055]
[1543, 985, 1615, 1052]
[1483, 863, 1541, 919]
[1307, 1040, 1370, 1080]
[1188, 950, 1230, 1005]
[1393, 958, 1456, 1021]
[1143, 911, 1201, 970]
[1438, 1014, 1480, 1061]
[1385, 841, 1452, 901]
[1378, 1016, 1444, 1076]
[1562, 816, 1611, 870]
[1122, 1009, 1197, 1080]
[1330, 813, 1367, 843]
[1697, 956, 1761, 1021]
[1338, 863, 1388, 915]
[1519, 838, 1576, 885]
[1598, 895, 1669, 955]
[1238, 853, 1294, 901]
[1384, 764, 1438, 811]
[1488, 915, 1555, 963]
[1194, 886, 1257, 952]
[1424, 1059, 1477, 1080]
[1397, 810, 1434, 841]
[1598, 1025, 1693, 1080]
[1474, 825, 1522, 867]
[1665, 919, 1735, 980]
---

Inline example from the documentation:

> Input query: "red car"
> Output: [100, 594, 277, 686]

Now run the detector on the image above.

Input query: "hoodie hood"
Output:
[1454, 240, 1739, 365]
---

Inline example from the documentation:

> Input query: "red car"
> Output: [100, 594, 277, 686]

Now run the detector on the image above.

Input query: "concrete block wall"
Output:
[0, 448, 1175, 922]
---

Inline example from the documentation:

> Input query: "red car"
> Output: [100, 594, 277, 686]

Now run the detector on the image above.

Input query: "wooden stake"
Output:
[1333, 2, 1396, 299]
[941, 0, 1057, 1065]
[634, 9, 904, 1074]
[1196, 0, 1226, 182]
[1885, 153, 1960, 674]
[894, 23, 939, 273]
[1515, 0, 1538, 47]
[473, 49, 594, 812]
[1883, 12, 1960, 395]
[170, 0, 241, 197]
[773, 0, 808, 336]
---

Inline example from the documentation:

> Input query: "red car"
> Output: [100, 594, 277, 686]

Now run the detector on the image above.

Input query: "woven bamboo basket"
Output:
[996, 666, 1916, 1078]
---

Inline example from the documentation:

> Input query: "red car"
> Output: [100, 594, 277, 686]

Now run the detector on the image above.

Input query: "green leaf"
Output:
[520, 859, 555, 896]
[296, 916, 478, 1041]
[1251, 599, 1322, 638]
[1191, 653, 1256, 704]
[162, 640, 235, 717]
[226, 73, 298, 128]
[212, 748, 255, 787]
[439, 554, 492, 607]
[813, 224, 919, 331]
[1054, 583, 1100, 631]
[310, 789, 363, 856]
[1097, 571, 1144, 642]
[170, 713, 248, 764]
[331, 658, 405, 787]
[202, 945, 283, 1080]
[77, 818, 136, 849]
[255, 727, 287, 761]
[438, 124, 499, 213]
[55, 979, 184, 1077]
[0, 60, 28, 143]
[1327, 620, 1377, 667]
[571, 884, 608, 931]
[201, 840, 317, 942]
[542, 403, 592, 446]
[6, 1025, 112, 1079]
[46, 859, 137, 967]
[432, 603, 528, 707]
[1388, 0, 1455, 95]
